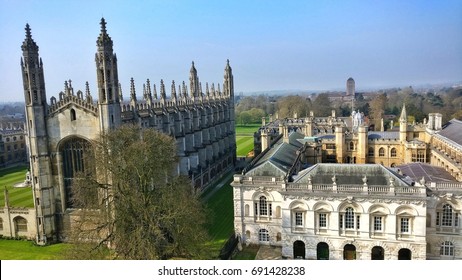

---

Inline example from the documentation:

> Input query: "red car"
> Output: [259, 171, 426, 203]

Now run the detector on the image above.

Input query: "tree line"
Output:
[235, 86, 462, 127]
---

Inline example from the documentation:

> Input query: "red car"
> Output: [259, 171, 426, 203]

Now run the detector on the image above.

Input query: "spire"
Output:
[100, 17, 107, 34]
[97, 17, 112, 48]
[223, 59, 233, 97]
[64, 80, 70, 96]
[130, 77, 137, 105]
[171, 80, 177, 103]
[21, 23, 39, 52]
[182, 81, 188, 99]
[400, 104, 407, 122]
[153, 84, 158, 99]
[190, 61, 197, 74]
[189, 61, 199, 97]
[85, 81, 93, 103]
[118, 82, 123, 101]
[146, 79, 152, 99]
[160, 79, 166, 101]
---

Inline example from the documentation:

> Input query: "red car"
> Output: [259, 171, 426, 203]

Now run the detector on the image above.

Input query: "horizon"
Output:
[1, 0, 461, 102]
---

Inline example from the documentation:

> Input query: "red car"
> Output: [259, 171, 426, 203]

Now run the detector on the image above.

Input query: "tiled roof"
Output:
[368, 131, 400, 140]
[293, 163, 410, 187]
[396, 162, 458, 183]
[437, 118, 462, 146]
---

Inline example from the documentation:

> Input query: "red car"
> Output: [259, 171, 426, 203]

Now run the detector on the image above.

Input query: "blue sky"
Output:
[0, 0, 461, 102]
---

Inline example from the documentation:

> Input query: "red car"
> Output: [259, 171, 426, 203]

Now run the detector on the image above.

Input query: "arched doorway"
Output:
[371, 246, 384, 260]
[293, 240, 305, 259]
[398, 248, 412, 260]
[343, 244, 356, 260]
[317, 242, 329, 260]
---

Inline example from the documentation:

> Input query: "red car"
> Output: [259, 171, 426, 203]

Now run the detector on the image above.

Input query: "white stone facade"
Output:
[233, 132, 462, 260]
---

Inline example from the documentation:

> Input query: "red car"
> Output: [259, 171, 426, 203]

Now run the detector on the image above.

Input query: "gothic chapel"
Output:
[21, 18, 236, 244]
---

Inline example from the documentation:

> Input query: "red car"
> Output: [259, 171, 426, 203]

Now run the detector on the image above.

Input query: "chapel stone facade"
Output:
[21, 18, 236, 244]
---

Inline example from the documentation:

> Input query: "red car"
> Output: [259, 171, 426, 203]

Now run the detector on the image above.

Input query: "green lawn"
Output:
[0, 165, 33, 208]
[0, 239, 72, 260]
[235, 124, 261, 157]
[201, 177, 235, 259]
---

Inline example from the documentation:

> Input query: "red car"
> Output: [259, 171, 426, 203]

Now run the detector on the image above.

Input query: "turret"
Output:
[21, 24, 54, 244]
[357, 125, 368, 164]
[95, 18, 121, 131]
[189, 61, 200, 99]
[335, 126, 345, 163]
[399, 104, 407, 142]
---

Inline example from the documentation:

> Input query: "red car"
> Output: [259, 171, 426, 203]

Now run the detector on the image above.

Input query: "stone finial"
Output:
[130, 77, 137, 103]
[171, 80, 177, 100]
[160, 79, 166, 100]
[118, 82, 123, 101]
[332, 175, 337, 183]
[182, 81, 187, 99]
[362, 175, 368, 184]
[146, 79, 152, 98]
[153, 84, 157, 99]
[420, 176, 426, 186]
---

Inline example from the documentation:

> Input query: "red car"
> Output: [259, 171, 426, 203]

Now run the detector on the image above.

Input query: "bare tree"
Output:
[64, 125, 209, 260]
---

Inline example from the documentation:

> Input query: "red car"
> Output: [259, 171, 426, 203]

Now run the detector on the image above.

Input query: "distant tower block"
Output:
[346, 77, 355, 96]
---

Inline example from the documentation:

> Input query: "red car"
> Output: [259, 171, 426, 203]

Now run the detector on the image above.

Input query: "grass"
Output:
[232, 244, 259, 260]
[0, 165, 33, 208]
[0, 239, 72, 260]
[235, 124, 261, 157]
[201, 176, 235, 259]
[0, 121, 258, 259]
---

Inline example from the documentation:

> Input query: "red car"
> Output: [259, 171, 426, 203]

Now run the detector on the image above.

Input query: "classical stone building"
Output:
[21, 18, 235, 244]
[234, 109, 462, 260]
[0, 122, 27, 167]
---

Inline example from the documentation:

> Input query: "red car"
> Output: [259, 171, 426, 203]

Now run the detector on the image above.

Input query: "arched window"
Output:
[340, 206, 360, 232]
[368, 147, 374, 157]
[436, 203, 459, 228]
[244, 204, 249, 216]
[70, 109, 76, 121]
[442, 204, 453, 226]
[259, 196, 268, 216]
[390, 148, 397, 157]
[345, 207, 355, 229]
[14, 216, 28, 234]
[379, 148, 385, 157]
[254, 196, 272, 220]
[440, 241, 454, 256]
[61, 137, 95, 208]
[349, 142, 354, 150]
[258, 229, 269, 242]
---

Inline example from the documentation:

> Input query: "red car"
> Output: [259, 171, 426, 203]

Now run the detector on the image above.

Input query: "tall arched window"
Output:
[390, 148, 397, 157]
[254, 196, 272, 220]
[61, 137, 94, 208]
[340, 206, 360, 234]
[345, 207, 355, 229]
[70, 109, 76, 121]
[442, 204, 454, 226]
[259, 196, 268, 216]
[436, 203, 460, 228]
[379, 148, 385, 157]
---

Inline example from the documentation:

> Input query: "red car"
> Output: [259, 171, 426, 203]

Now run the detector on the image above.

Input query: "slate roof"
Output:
[246, 131, 303, 175]
[293, 163, 411, 187]
[368, 131, 400, 140]
[396, 162, 458, 183]
[437, 118, 462, 146]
